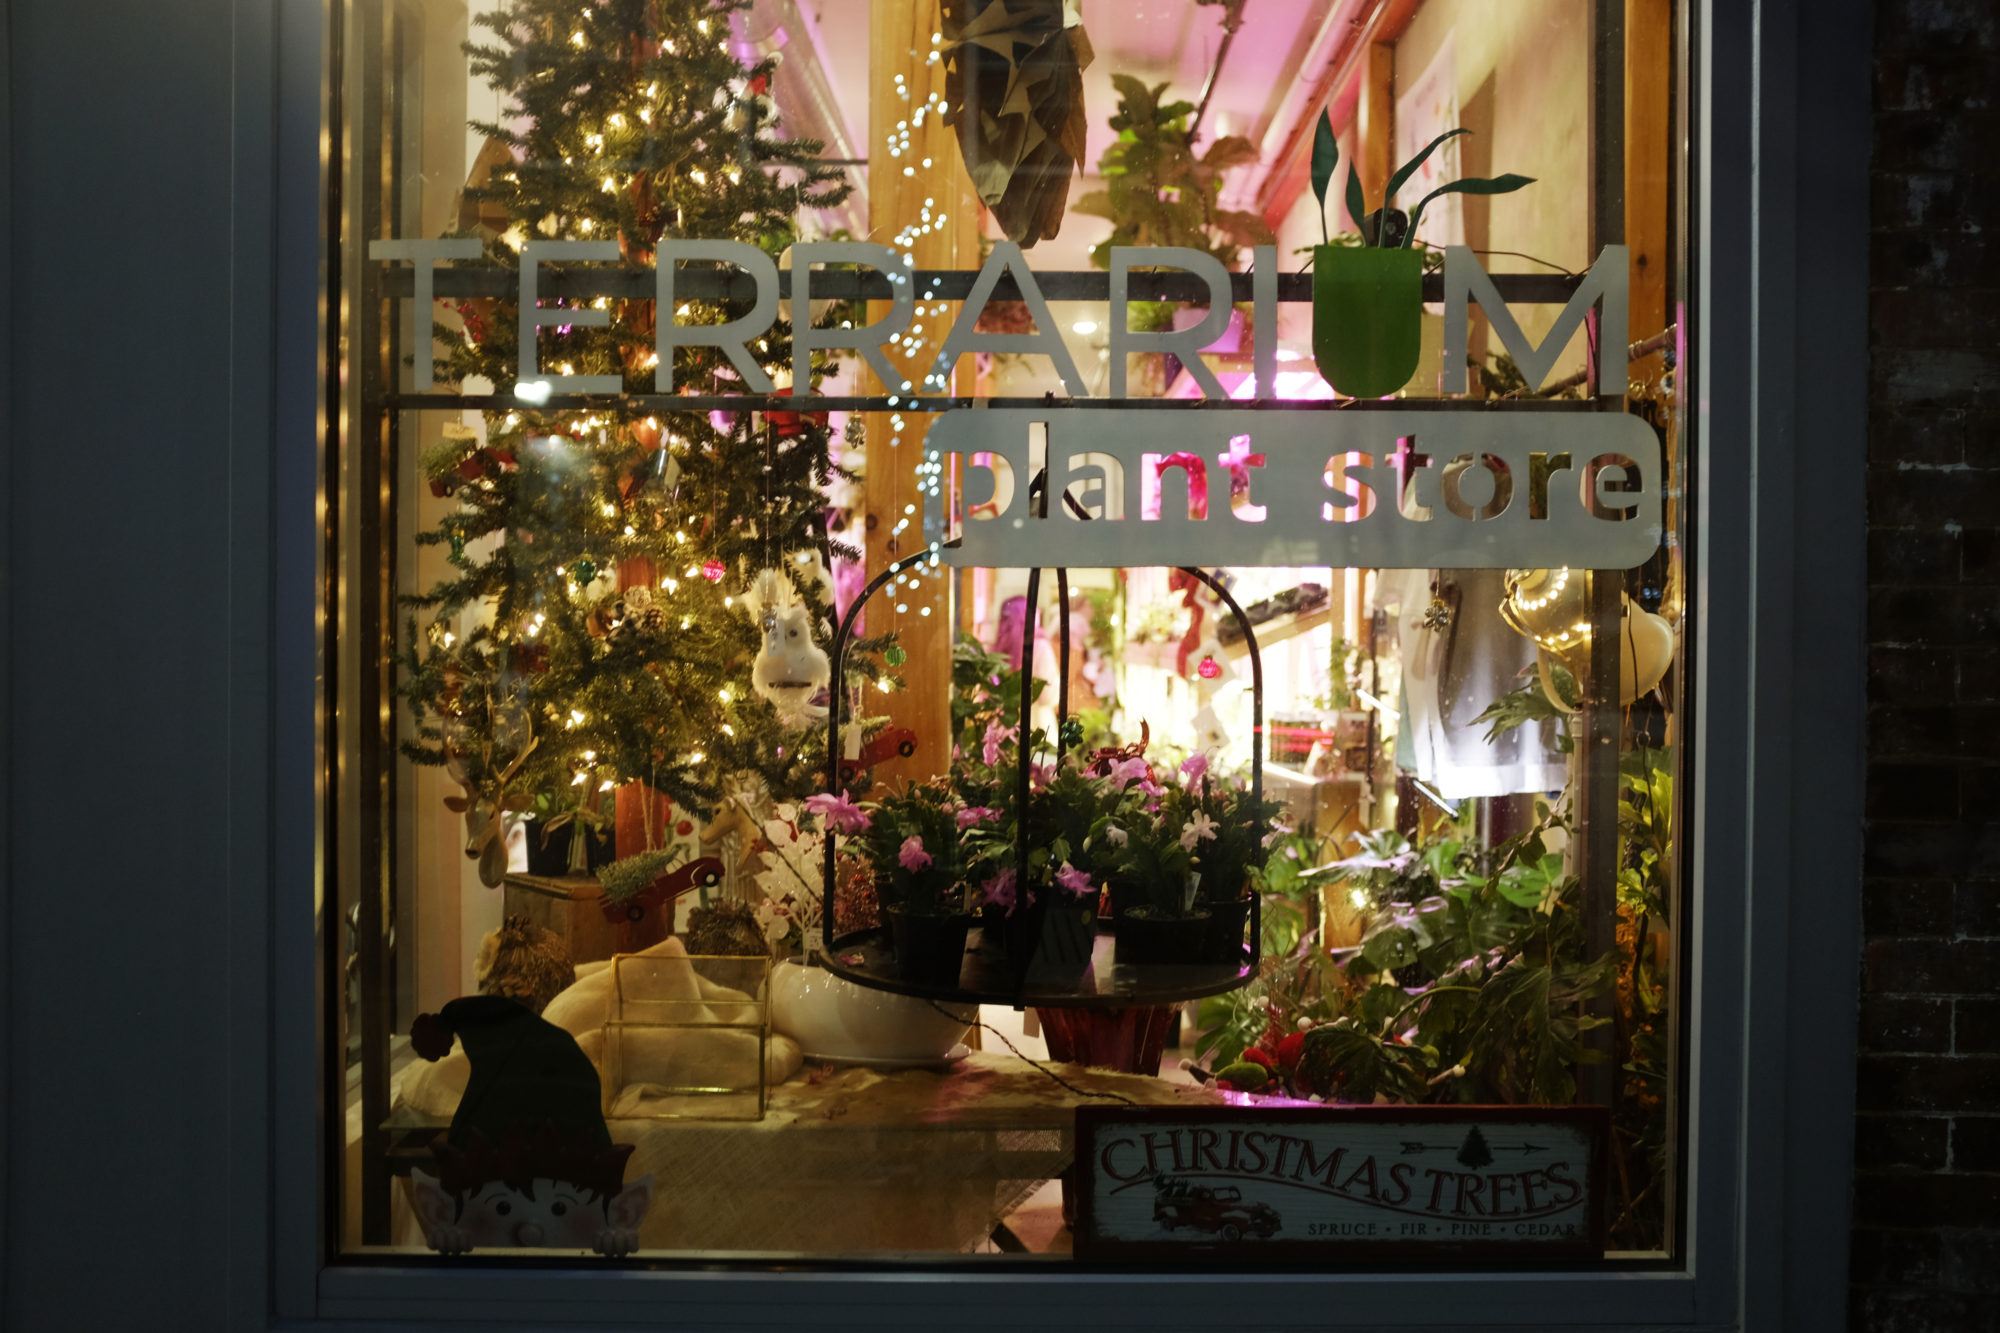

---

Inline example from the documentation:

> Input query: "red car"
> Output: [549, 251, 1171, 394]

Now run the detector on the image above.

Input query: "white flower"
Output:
[1104, 824, 1128, 848]
[1179, 811, 1219, 851]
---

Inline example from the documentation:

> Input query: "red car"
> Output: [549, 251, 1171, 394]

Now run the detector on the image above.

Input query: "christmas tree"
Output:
[400, 0, 888, 881]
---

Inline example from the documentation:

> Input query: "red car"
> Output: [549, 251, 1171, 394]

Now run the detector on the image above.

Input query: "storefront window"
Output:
[331, 0, 1687, 1264]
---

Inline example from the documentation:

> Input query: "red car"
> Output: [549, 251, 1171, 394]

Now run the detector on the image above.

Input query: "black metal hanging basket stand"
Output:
[819, 469, 1267, 1009]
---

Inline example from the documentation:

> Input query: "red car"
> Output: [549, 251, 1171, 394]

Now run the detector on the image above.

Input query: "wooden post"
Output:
[1625, 0, 1674, 381]
[862, 0, 981, 785]
[1356, 43, 1395, 205]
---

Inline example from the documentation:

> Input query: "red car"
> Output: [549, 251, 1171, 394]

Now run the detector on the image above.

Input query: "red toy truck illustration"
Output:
[1151, 1176, 1282, 1241]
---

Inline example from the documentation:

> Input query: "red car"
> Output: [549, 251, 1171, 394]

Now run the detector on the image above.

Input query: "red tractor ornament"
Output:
[837, 725, 917, 786]
[599, 856, 725, 925]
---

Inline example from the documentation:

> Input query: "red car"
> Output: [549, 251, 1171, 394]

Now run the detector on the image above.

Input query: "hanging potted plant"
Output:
[963, 758, 1135, 979]
[1176, 753, 1281, 966]
[851, 781, 977, 987]
[1307, 111, 1533, 398]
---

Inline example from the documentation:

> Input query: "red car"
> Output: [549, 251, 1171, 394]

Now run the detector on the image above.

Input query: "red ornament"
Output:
[765, 386, 830, 440]
[702, 558, 726, 582]
[1198, 656, 1221, 679]
[675, 819, 694, 837]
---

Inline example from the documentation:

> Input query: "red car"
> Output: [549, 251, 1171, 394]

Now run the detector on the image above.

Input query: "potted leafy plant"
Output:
[1307, 112, 1532, 398]
[849, 781, 976, 987]
[962, 757, 1136, 977]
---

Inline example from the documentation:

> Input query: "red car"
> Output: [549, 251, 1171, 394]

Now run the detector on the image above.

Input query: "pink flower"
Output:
[955, 805, 1000, 829]
[897, 835, 933, 872]
[1180, 811, 1219, 851]
[1029, 761, 1056, 791]
[1180, 752, 1210, 790]
[1054, 862, 1093, 896]
[804, 789, 871, 834]
[980, 720, 1018, 767]
[981, 867, 1018, 911]
[1106, 755, 1151, 788]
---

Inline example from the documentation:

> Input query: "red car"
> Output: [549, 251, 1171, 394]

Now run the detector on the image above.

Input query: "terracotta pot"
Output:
[1116, 907, 1211, 966]
[1312, 245, 1424, 398]
[884, 909, 973, 987]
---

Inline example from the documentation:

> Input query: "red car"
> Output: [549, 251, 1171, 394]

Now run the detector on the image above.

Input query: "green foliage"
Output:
[400, 0, 879, 825]
[595, 845, 685, 904]
[1317, 120, 1534, 249]
[1474, 674, 1575, 749]
[1073, 74, 1276, 270]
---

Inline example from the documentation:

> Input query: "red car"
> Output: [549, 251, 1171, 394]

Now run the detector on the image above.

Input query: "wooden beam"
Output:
[862, 0, 981, 785]
[1357, 42, 1395, 204]
[1625, 0, 1673, 382]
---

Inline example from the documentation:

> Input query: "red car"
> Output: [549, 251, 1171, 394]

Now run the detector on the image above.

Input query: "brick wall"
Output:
[1855, 3, 2000, 1329]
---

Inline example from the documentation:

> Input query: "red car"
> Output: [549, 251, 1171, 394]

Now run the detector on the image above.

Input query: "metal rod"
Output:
[378, 265, 1580, 304]
[822, 549, 940, 944]
[1189, 0, 1247, 140]
[388, 392, 1613, 414]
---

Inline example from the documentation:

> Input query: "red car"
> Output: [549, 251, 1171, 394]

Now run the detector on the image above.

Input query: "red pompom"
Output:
[410, 1012, 455, 1061]
[1275, 1032, 1306, 1069]
[1241, 1047, 1276, 1069]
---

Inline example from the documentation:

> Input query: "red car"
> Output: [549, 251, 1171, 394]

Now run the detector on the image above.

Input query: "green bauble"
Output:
[571, 558, 598, 584]
[885, 645, 907, 666]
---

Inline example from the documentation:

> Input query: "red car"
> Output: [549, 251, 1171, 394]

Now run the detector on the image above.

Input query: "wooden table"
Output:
[386, 1051, 1219, 1256]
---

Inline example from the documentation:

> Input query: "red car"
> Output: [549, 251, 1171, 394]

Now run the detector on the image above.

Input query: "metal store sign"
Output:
[1073, 1106, 1608, 1260]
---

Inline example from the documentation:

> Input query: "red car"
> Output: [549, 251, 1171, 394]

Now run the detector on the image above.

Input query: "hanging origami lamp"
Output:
[939, 0, 1094, 246]
[1499, 568, 1674, 710]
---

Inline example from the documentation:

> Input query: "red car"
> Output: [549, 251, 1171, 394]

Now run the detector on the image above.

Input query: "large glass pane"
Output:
[330, 0, 1687, 1264]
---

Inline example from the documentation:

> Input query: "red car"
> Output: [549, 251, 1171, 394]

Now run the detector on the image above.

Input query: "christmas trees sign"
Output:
[393, 0, 887, 882]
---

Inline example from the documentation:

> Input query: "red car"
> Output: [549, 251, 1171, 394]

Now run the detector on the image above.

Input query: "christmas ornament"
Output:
[1197, 656, 1221, 680]
[745, 569, 830, 726]
[1061, 718, 1085, 747]
[702, 559, 726, 582]
[885, 645, 907, 666]
[835, 724, 919, 787]
[572, 558, 598, 584]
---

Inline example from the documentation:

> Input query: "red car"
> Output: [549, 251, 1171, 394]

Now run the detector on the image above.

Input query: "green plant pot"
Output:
[885, 909, 973, 988]
[1028, 899, 1098, 978]
[1312, 245, 1424, 398]
[1116, 906, 1211, 966]
[1198, 893, 1253, 966]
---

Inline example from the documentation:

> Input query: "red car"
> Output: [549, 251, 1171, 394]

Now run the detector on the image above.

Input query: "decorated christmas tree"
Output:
[400, 0, 888, 883]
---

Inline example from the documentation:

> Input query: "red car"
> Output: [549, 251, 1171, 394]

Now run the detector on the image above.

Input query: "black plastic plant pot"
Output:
[977, 903, 1012, 955]
[1117, 907, 1212, 966]
[1028, 899, 1098, 978]
[1198, 894, 1254, 965]
[885, 908, 974, 987]
[1105, 877, 1143, 921]
[1311, 244, 1424, 398]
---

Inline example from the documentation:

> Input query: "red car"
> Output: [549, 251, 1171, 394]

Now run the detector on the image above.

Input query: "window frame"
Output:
[245, 0, 1869, 1324]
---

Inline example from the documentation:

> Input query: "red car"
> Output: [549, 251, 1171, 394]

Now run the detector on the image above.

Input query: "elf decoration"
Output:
[400, 0, 895, 884]
[408, 996, 654, 1255]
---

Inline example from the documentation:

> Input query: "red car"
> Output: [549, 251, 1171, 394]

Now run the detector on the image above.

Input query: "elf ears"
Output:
[410, 1169, 472, 1255]
[594, 1174, 655, 1258]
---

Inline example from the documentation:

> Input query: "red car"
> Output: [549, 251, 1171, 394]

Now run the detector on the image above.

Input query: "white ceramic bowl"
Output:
[769, 960, 975, 1064]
